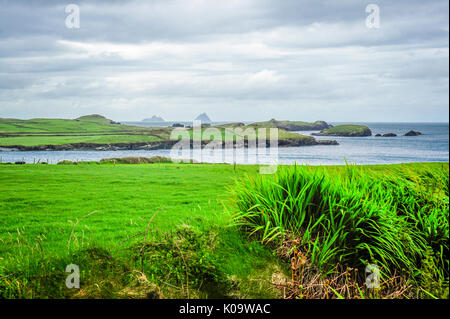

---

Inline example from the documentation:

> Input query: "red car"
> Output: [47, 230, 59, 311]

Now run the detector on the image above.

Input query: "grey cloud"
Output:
[0, 0, 448, 121]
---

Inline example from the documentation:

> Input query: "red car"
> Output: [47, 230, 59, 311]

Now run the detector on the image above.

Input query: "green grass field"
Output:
[0, 116, 130, 133]
[0, 163, 287, 298]
[0, 115, 173, 147]
[0, 162, 448, 299]
[0, 134, 163, 146]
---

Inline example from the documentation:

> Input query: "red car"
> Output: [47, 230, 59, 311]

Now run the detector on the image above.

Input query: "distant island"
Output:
[143, 115, 165, 122]
[195, 113, 212, 123]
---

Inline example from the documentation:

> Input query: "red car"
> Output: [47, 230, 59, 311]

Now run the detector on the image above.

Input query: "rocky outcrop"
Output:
[404, 130, 423, 136]
[315, 140, 339, 145]
[276, 137, 338, 147]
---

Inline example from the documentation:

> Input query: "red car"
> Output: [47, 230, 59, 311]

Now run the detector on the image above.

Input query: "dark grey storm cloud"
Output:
[0, 0, 448, 121]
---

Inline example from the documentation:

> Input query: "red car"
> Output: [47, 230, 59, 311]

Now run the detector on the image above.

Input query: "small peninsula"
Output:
[312, 124, 372, 137]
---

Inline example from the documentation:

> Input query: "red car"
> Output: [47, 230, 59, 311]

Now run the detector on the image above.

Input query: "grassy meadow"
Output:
[0, 161, 448, 299]
[0, 115, 173, 147]
[0, 162, 286, 298]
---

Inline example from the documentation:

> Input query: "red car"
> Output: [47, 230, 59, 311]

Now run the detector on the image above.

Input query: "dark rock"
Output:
[382, 133, 397, 137]
[404, 130, 423, 136]
[316, 140, 339, 145]
[375, 134, 382, 137]
[172, 123, 185, 128]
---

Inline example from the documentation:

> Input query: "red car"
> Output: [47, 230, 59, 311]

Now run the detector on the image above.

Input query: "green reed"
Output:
[231, 163, 449, 294]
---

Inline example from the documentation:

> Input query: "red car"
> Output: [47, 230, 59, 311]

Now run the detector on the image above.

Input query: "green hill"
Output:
[313, 124, 372, 137]
[75, 114, 117, 125]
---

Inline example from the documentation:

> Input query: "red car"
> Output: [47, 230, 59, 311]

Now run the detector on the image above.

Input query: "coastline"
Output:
[0, 138, 339, 151]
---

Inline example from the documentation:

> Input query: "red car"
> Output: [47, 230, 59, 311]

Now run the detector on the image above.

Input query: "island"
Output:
[0, 115, 339, 151]
[195, 113, 212, 123]
[143, 115, 165, 122]
[312, 124, 372, 137]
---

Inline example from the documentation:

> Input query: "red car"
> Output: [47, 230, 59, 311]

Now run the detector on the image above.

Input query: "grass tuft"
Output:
[230, 163, 449, 297]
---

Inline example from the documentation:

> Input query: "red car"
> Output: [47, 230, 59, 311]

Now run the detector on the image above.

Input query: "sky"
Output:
[0, 0, 448, 122]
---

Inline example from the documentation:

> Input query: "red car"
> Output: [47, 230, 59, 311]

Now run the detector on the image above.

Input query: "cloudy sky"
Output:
[0, 0, 448, 122]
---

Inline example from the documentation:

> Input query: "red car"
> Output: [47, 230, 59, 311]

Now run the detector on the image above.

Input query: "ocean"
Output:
[0, 122, 448, 166]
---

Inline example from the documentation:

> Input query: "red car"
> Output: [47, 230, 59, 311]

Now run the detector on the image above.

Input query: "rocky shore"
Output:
[0, 137, 339, 151]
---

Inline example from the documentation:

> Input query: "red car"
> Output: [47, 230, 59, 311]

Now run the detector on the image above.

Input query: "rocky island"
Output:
[143, 115, 165, 122]
[312, 124, 372, 137]
[404, 130, 423, 136]
[195, 113, 212, 123]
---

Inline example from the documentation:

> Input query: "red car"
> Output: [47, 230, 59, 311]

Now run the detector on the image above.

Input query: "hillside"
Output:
[75, 114, 118, 125]
[0, 115, 126, 133]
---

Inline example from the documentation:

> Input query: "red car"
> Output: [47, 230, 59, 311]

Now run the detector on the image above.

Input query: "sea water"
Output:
[0, 123, 448, 166]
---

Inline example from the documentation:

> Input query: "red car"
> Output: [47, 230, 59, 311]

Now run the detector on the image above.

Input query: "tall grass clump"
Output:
[230, 163, 449, 297]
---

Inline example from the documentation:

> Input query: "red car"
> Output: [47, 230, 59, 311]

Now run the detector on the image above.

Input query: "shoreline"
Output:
[0, 138, 339, 151]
